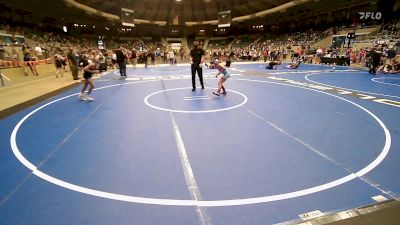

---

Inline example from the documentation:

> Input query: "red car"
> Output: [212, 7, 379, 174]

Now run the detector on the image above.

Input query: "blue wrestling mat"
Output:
[0, 62, 399, 225]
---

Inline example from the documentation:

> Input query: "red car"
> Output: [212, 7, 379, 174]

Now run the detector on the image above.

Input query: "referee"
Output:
[115, 46, 127, 77]
[190, 41, 205, 91]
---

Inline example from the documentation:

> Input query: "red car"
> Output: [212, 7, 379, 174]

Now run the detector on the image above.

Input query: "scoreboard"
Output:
[218, 10, 231, 28]
[121, 8, 135, 27]
[98, 36, 105, 50]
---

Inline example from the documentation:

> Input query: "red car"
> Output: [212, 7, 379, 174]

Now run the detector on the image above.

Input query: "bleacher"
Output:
[231, 35, 261, 48]
[208, 38, 232, 49]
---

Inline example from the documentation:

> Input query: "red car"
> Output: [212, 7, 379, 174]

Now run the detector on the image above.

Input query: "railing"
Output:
[0, 58, 53, 69]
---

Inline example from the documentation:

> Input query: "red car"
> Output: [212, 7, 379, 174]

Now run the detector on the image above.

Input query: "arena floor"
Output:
[0, 62, 399, 225]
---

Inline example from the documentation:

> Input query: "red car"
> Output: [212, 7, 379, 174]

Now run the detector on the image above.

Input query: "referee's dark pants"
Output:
[118, 61, 127, 76]
[370, 61, 379, 74]
[191, 63, 204, 90]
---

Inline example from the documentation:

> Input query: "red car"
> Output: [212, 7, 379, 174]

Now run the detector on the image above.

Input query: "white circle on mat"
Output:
[10, 78, 391, 207]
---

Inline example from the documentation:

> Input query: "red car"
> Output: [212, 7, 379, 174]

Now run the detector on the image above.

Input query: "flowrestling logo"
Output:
[358, 12, 382, 20]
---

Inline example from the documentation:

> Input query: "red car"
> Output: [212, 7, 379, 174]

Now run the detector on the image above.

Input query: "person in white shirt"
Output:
[34, 44, 43, 59]
[167, 50, 175, 65]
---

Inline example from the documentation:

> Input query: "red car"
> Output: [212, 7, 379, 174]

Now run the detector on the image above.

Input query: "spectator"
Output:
[387, 46, 396, 64]
[34, 44, 43, 60]
[131, 47, 137, 68]
[67, 47, 79, 80]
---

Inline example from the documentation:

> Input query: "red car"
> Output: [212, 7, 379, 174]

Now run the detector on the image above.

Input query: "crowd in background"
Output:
[1, 20, 399, 78]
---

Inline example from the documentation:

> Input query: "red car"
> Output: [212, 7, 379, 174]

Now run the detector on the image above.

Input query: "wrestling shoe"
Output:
[79, 93, 87, 101]
[86, 95, 95, 101]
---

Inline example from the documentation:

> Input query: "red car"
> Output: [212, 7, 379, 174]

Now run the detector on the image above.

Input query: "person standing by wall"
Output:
[131, 47, 137, 68]
[155, 47, 161, 65]
[67, 47, 79, 80]
[190, 41, 205, 91]
[167, 50, 175, 66]
[115, 46, 127, 77]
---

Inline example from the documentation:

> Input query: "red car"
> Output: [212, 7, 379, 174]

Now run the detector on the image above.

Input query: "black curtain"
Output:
[377, 0, 397, 21]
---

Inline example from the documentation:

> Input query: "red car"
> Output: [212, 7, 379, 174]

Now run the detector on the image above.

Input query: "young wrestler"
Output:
[265, 60, 281, 70]
[79, 60, 99, 101]
[210, 59, 230, 96]
[286, 59, 302, 69]
[55, 54, 64, 78]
